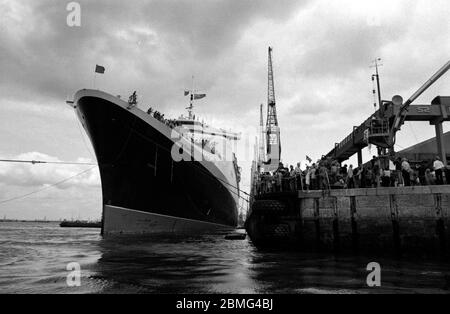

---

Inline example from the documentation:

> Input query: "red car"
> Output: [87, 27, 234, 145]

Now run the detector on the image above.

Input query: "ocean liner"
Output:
[71, 89, 241, 235]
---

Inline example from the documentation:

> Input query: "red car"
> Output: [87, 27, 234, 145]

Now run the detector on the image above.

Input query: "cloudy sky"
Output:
[1, 0, 450, 220]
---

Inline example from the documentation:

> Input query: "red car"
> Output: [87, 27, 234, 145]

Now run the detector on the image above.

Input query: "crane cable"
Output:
[0, 154, 251, 202]
[0, 123, 252, 204]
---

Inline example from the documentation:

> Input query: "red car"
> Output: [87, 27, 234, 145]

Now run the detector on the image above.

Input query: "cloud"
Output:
[0, 151, 102, 220]
[290, 0, 416, 78]
[0, 0, 308, 103]
[0, 180, 102, 220]
[1, 0, 450, 219]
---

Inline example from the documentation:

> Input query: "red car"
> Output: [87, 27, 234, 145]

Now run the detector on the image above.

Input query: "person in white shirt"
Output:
[346, 165, 354, 188]
[401, 158, 411, 186]
[305, 167, 311, 191]
[433, 156, 445, 185]
[294, 162, 302, 174]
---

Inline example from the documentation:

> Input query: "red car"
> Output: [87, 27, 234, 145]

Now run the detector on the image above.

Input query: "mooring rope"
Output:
[0, 159, 96, 166]
[0, 166, 97, 205]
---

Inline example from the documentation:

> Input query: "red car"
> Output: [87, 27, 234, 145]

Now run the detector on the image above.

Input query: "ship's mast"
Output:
[265, 47, 281, 169]
[370, 58, 383, 113]
[187, 75, 195, 120]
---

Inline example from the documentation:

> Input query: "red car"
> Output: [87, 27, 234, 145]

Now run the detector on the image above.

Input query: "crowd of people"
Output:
[147, 107, 179, 129]
[146, 106, 218, 154]
[256, 155, 450, 194]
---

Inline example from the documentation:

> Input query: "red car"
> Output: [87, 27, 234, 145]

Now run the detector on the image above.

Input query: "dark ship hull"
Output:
[73, 90, 239, 235]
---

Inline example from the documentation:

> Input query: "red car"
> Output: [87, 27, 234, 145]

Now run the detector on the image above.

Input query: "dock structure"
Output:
[246, 55, 450, 257]
[326, 96, 450, 165]
[247, 186, 450, 257]
[325, 59, 450, 166]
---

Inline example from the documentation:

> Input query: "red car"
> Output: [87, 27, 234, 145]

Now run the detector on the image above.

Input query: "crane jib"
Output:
[402, 60, 450, 111]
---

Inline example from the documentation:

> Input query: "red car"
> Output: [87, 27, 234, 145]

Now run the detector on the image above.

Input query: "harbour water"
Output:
[1, 221, 450, 294]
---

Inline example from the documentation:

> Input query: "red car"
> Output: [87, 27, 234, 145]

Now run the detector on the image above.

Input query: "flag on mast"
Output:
[193, 93, 206, 100]
[184, 90, 190, 96]
[95, 64, 105, 74]
[306, 155, 312, 163]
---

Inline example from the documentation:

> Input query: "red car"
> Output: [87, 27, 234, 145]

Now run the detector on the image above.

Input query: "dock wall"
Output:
[298, 186, 450, 256]
[249, 186, 450, 257]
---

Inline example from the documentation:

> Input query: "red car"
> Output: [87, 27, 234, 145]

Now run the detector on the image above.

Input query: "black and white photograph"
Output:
[1, 0, 450, 302]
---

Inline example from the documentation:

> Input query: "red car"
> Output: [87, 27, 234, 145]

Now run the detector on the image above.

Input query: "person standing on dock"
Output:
[373, 157, 381, 187]
[330, 162, 338, 184]
[433, 156, 445, 185]
[425, 168, 435, 185]
[347, 165, 354, 189]
[276, 170, 283, 192]
[366, 167, 374, 187]
[381, 167, 391, 187]
[305, 166, 311, 191]
[341, 164, 348, 178]
[319, 163, 328, 190]
[395, 157, 404, 186]
[289, 165, 296, 191]
[310, 164, 317, 190]
[294, 163, 302, 190]
[359, 166, 366, 188]
[354, 166, 361, 188]
[445, 166, 450, 185]
[401, 158, 411, 186]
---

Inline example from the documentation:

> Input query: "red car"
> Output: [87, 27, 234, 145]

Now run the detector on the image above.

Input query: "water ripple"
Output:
[1, 221, 450, 294]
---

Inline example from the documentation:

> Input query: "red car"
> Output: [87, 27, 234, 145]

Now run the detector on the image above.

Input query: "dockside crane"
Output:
[325, 59, 450, 166]
[258, 103, 266, 163]
[370, 60, 450, 155]
[388, 61, 450, 149]
[264, 47, 281, 171]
